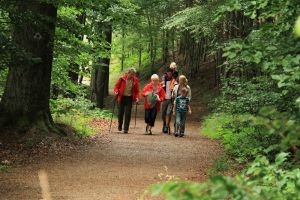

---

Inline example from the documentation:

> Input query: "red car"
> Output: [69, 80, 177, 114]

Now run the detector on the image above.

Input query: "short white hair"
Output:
[170, 62, 177, 69]
[128, 67, 136, 73]
[151, 74, 159, 81]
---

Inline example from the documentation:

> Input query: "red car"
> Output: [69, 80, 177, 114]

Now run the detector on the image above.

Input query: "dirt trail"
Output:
[0, 115, 221, 200]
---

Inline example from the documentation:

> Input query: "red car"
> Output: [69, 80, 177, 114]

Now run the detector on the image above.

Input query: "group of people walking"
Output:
[113, 62, 192, 137]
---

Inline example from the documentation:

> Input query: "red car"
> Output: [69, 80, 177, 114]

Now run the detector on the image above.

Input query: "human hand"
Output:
[189, 110, 192, 115]
[155, 94, 160, 101]
[114, 91, 119, 96]
[135, 98, 139, 103]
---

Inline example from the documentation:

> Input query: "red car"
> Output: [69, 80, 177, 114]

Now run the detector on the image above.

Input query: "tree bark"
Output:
[0, 1, 59, 133]
[138, 32, 142, 70]
[90, 23, 112, 108]
[68, 12, 86, 84]
[121, 23, 125, 71]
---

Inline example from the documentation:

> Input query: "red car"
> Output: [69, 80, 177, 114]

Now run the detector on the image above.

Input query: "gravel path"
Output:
[0, 116, 221, 200]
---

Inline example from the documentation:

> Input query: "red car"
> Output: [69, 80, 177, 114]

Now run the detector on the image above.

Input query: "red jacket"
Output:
[114, 73, 140, 103]
[142, 83, 165, 111]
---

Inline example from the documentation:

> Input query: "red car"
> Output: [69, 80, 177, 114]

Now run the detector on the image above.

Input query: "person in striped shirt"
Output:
[173, 87, 192, 137]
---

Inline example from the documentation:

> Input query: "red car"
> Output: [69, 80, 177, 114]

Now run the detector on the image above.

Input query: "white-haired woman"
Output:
[142, 74, 166, 135]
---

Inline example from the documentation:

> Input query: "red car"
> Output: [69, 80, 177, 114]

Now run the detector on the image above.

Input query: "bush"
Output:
[0, 68, 8, 98]
[150, 153, 300, 200]
[201, 113, 281, 162]
[201, 113, 233, 139]
[0, 164, 9, 172]
[253, 107, 300, 160]
[50, 97, 112, 137]
[212, 77, 282, 114]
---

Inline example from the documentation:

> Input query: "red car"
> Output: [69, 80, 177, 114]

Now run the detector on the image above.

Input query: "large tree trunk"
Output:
[0, 1, 58, 133]
[90, 24, 112, 108]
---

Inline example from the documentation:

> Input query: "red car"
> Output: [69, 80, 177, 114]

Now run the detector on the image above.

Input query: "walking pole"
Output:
[109, 94, 118, 134]
[133, 102, 138, 133]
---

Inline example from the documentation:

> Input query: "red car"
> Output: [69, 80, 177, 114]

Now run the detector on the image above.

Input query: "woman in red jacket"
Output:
[142, 74, 165, 135]
[114, 68, 140, 133]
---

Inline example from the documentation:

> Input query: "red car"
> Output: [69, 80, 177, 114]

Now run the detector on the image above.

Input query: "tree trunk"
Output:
[90, 24, 112, 108]
[162, 30, 169, 64]
[103, 25, 112, 97]
[0, 1, 59, 133]
[121, 24, 125, 71]
[68, 12, 86, 84]
[138, 32, 142, 70]
[171, 29, 176, 61]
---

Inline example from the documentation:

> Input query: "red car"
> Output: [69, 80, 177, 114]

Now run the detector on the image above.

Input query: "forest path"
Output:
[0, 114, 221, 200]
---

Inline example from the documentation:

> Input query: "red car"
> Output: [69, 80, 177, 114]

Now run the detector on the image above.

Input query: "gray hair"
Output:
[128, 67, 136, 73]
[170, 62, 177, 69]
[151, 74, 159, 81]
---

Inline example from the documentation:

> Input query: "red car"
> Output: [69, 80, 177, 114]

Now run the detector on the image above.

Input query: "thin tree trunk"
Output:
[68, 12, 86, 84]
[121, 23, 125, 71]
[147, 15, 155, 73]
[103, 24, 112, 97]
[138, 31, 142, 70]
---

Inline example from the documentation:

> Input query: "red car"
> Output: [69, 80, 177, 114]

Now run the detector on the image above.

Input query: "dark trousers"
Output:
[118, 96, 133, 131]
[145, 107, 157, 127]
[161, 99, 172, 126]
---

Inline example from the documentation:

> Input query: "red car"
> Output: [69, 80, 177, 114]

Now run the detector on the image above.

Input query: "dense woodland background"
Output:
[0, 0, 300, 199]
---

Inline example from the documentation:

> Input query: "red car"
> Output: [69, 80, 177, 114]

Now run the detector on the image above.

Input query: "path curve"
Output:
[0, 117, 221, 200]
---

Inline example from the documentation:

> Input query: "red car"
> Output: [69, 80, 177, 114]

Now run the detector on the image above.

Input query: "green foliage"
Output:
[163, 2, 222, 39]
[208, 155, 230, 176]
[55, 114, 95, 137]
[0, 164, 9, 173]
[201, 113, 281, 161]
[295, 17, 300, 36]
[150, 153, 300, 200]
[0, 68, 8, 97]
[253, 107, 300, 159]
[220, 0, 300, 104]
[213, 77, 282, 114]
[50, 97, 111, 119]
[201, 113, 233, 139]
[50, 97, 111, 137]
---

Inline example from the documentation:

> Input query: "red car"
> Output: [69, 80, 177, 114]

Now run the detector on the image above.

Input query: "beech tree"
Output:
[0, 1, 58, 132]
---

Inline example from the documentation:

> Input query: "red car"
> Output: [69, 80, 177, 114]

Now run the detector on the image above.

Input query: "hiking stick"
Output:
[133, 102, 138, 133]
[109, 94, 118, 134]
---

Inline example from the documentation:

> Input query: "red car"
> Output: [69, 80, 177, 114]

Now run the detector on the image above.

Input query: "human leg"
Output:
[174, 112, 181, 137]
[148, 107, 157, 134]
[161, 100, 169, 133]
[117, 97, 125, 131]
[179, 113, 187, 137]
[123, 96, 133, 133]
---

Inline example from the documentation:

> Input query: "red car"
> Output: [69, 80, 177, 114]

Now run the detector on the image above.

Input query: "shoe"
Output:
[118, 126, 122, 132]
[124, 130, 128, 134]
[145, 124, 149, 134]
[167, 126, 171, 135]
[179, 132, 184, 137]
[162, 126, 167, 134]
[149, 126, 152, 135]
[174, 133, 178, 137]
